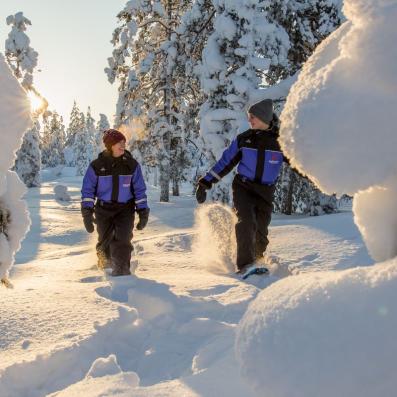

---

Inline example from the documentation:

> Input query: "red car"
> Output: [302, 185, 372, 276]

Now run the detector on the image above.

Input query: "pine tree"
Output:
[95, 113, 110, 155]
[5, 12, 38, 89]
[168, 0, 215, 193]
[5, 12, 43, 187]
[13, 121, 41, 187]
[43, 112, 65, 167]
[65, 101, 81, 147]
[106, 0, 194, 202]
[74, 112, 94, 176]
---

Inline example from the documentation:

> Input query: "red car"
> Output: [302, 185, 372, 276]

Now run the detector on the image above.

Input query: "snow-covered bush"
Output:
[0, 53, 32, 283]
[236, 1, 397, 395]
[54, 184, 71, 202]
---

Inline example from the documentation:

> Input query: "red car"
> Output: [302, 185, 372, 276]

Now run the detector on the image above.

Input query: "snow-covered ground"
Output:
[0, 171, 372, 397]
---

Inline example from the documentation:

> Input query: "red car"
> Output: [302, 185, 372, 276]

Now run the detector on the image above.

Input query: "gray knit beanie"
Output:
[248, 98, 273, 124]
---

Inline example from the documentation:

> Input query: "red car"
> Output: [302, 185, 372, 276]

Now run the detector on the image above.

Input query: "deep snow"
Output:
[0, 170, 372, 397]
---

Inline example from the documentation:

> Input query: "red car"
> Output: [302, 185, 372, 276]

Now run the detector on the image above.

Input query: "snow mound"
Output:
[0, 172, 30, 280]
[47, 372, 139, 397]
[236, 259, 397, 397]
[54, 184, 71, 202]
[279, 0, 397, 262]
[86, 355, 122, 378]
[192, 203, 236, 274]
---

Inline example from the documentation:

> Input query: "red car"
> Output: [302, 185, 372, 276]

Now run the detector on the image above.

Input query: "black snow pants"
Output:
[94, 201, 135, 274]
[232, 175, 275, 270]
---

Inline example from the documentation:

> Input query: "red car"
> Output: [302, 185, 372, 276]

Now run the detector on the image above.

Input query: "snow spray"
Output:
[192, 203, 237, 274]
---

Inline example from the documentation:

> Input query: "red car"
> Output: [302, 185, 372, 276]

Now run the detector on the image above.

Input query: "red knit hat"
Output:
[103, 129, 126, 151]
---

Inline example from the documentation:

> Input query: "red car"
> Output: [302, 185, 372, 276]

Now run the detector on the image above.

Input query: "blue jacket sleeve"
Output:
[81, 166, 98, 208]
[132, 164, 149, 211]
[203, 138, 241, 184]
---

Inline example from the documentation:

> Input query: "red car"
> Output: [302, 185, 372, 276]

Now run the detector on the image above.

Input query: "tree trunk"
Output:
[284, 169, 295, 215]
[159, 160, 170, 202]
[159, 0, 173, 203]
[172, 177, 179, 196]
[153, 166, 158, 187]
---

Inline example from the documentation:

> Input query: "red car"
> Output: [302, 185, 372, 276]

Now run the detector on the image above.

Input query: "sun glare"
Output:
[27, 90, 46, 114]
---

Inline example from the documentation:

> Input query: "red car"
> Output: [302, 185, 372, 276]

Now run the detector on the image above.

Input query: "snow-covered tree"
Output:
[13, 121, 41, 187]
[166, 0, 215, 193]
[41, 111, 65, 167]
[85, 107, 96, 152]
[267, 0, 343, 80]
[5, 12, 44, 187]
[5, 12, 38, 89]
[0, 54, 32, 285]
[74, 112, 95, 176]
[97, 113, 110, 132]
[95, 113, 110, 154]
[65, 101, 81, 147]
[64, 102, 85, 166]
[106, 0, 195, 202]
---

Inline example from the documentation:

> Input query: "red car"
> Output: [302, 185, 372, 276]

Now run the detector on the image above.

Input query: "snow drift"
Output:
[236, 1, 397, 396]
[0, 53, 32, 280]
[236, 259, 397, 397]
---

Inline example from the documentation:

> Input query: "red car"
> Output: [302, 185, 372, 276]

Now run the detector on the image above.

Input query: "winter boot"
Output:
[111, 263, 131, 277]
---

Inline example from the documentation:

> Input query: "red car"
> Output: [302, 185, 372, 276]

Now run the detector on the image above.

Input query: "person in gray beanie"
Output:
[196, 98, 288, 275]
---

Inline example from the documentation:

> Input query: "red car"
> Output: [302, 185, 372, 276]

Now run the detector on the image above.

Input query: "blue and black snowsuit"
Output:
[81, 150, 148, 273]
[200, 115, 286, 270]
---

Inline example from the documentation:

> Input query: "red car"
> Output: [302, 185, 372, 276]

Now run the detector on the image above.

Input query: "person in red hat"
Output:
[81, 129, 149, 276]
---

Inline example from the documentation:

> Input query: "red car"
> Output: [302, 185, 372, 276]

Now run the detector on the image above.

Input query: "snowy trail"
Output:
[0, 175, 371, 396]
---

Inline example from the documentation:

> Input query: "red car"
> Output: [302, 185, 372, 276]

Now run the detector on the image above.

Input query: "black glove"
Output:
[196, 184, 207, 204]
[196, 178, 212, 204]
[81, 206, 95, 233]
[136, 208, 150, 230]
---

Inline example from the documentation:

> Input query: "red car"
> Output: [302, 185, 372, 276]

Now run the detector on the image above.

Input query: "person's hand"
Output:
[136, 208, 150, 230]
[195, 184, 207, 204]
[81, 206, 95, 233]
[196, 178, 212, 204]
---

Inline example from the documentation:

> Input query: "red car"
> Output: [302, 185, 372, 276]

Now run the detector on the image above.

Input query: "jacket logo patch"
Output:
[100, 167, 106, 172]
[269, 153, 281, 164]
[122, 175, 132, 187]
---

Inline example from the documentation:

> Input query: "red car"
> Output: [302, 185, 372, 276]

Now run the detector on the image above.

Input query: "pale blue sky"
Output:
[0, 0, 125, 125]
